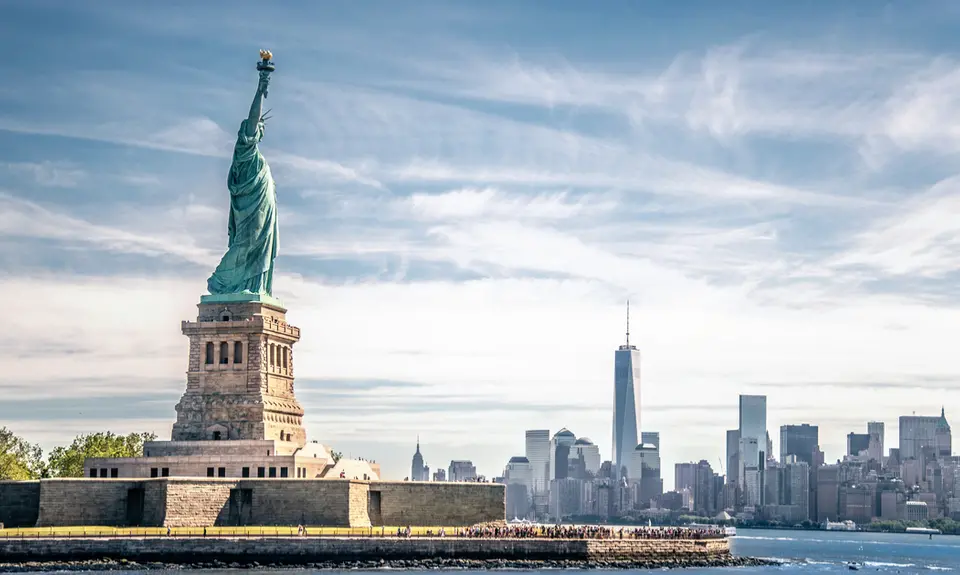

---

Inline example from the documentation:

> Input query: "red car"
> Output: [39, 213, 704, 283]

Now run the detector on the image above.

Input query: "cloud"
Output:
[1, 161, 86, 187]
[0, 395, 176, 422]
[869, 60, 960, 158]
[829, 175, 960, 277]
[388, 41, 916, 143]
[0, 192, 217, 267]
[400, 187, 611, 221]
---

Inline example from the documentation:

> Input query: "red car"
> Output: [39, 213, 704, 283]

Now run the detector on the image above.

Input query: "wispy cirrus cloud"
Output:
[401, 187, 612, 221]
[1, 161, 86, 187]
[829, 175, 960, 277]
[0, 192, 217, 267]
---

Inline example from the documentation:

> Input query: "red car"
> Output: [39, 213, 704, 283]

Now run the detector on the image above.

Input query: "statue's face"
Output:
[257, 121, 266, 141]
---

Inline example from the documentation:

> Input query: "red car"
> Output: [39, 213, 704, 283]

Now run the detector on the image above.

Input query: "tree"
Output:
[330, 450, 343, 464]
[0, 427, 43, 480]
[46, 432, 156, 478]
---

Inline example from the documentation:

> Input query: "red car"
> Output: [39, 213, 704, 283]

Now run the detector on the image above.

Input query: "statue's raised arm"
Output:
[244, 49, 273, 138]
[205, 50, 280, 300]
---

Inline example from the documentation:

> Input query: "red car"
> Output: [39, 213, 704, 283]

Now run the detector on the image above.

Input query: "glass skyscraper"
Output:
[524, 429, 551, 494]
[867, 421, 884, 462]
[613, 304, 641, 478]
[899, 410, 952, 460]
[738, 394, 767, 505]
[780, 423, 819, 466]
[641, 431, 659, 449]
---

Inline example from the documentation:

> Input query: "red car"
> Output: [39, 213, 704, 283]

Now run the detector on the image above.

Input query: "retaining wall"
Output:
[370, 481, 504, 527]
[0, 481, 40, 528]
[160, 480, 233, 527]
[0, 536, 730, 563]
[25, 478, 504, 528]
[35, 480, 145, 527]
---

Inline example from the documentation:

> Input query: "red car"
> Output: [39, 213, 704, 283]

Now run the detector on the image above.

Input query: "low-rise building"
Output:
[905, 500, 928, 521]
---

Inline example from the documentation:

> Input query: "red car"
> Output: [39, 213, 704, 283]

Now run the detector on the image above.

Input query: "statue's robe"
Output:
[207, 120, 278, 296]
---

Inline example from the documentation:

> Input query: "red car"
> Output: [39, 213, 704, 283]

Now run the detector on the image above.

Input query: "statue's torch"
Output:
[257, 49, 275, 97]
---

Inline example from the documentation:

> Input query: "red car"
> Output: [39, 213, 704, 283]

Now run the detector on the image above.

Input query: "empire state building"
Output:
[612, 302, 642, 479]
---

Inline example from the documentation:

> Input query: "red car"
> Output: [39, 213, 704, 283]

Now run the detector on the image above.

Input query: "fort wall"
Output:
[21, 478, 503, 528]
[0, 536, 730, 563]
[35, 480, 145, 527]
[0, 481, 40, 528]
[370, 481, 505, 527]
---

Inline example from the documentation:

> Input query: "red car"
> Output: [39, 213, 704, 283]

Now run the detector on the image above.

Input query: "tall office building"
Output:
[613, 302, 642, 478]
[726, 429, 740, 485]
[783, 461, 810, 521]
[763, 460, 782, 510]
[410, 437, 425, 481]
[549, 428, 577, 480]
[675, 462, 698, 492]
[572, 437, 602, 475]
[504, 456, 534, 519]
[780, 424, 819, 466]
[693, 460, 717, 514]
[525, 430, 551, 494]
[846, 432, 870, 457]
[899, 410, 952, 460]
[816, 465, 840, 522]
[641, 431, 660, 450]
[738, 395, 767, 503]
[627, 443, 659, 484]
[740, 436, 761, 506]
[634, 444, 662, 506]
[867, 422, 884, 462]
[448, 460, 477, 482]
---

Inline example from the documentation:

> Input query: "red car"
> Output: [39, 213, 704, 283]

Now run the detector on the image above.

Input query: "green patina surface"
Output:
[206, 55, 279, 300]
[200, 292, 284, 308]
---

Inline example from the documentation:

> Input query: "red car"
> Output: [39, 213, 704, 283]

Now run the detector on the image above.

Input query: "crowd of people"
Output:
[395, 524, 725, 540]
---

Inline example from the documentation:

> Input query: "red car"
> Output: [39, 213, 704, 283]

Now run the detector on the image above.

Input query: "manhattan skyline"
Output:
[1, 1, 959, 489]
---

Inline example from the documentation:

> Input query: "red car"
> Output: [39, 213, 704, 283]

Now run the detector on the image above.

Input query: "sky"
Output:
[1, 0, 959, 489]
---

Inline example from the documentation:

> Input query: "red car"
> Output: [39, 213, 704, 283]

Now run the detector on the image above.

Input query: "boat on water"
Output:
[823, 519, 857, 531]
[686, 522, 736, 536]
[905, 527, 940, 535]
[508, 517, 534, 525]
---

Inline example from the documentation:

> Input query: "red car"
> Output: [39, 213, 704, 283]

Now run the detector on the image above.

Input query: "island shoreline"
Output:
[0, 536, 777, 571]
[0, 556, 779, 572]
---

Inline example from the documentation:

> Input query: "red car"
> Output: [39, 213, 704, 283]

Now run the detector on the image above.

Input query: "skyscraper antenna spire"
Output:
[626, 300, 630, 347]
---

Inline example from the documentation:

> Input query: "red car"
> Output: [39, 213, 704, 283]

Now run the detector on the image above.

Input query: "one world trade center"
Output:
[613, 301, 642, 479]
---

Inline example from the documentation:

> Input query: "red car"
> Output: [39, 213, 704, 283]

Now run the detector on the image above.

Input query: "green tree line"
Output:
[0, 427, 155, 480]
[862, 518, 960, 536]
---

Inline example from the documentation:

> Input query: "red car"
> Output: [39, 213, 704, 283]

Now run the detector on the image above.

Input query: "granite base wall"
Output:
[161, 480, 233, 527]
[239, 480, 355, 527]
[36, 480, 148, 527]
[24, 479, 504, 528]
[0, 536, 730, 563]
[0, 481, 40, 528]
[370, 482, 505, 527]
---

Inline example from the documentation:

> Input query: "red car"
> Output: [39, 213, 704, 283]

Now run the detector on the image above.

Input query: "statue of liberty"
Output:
[206, 50, 279, 300]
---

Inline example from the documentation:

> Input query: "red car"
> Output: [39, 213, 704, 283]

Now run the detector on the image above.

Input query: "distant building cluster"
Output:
[708, 402, 956, 526]
[407, 438, 480, 484]
[406, 303, 958, 526]
[496, 303, 666, 521]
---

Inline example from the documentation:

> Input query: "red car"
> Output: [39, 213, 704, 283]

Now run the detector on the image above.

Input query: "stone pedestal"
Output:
[172, 299, 306, 447]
